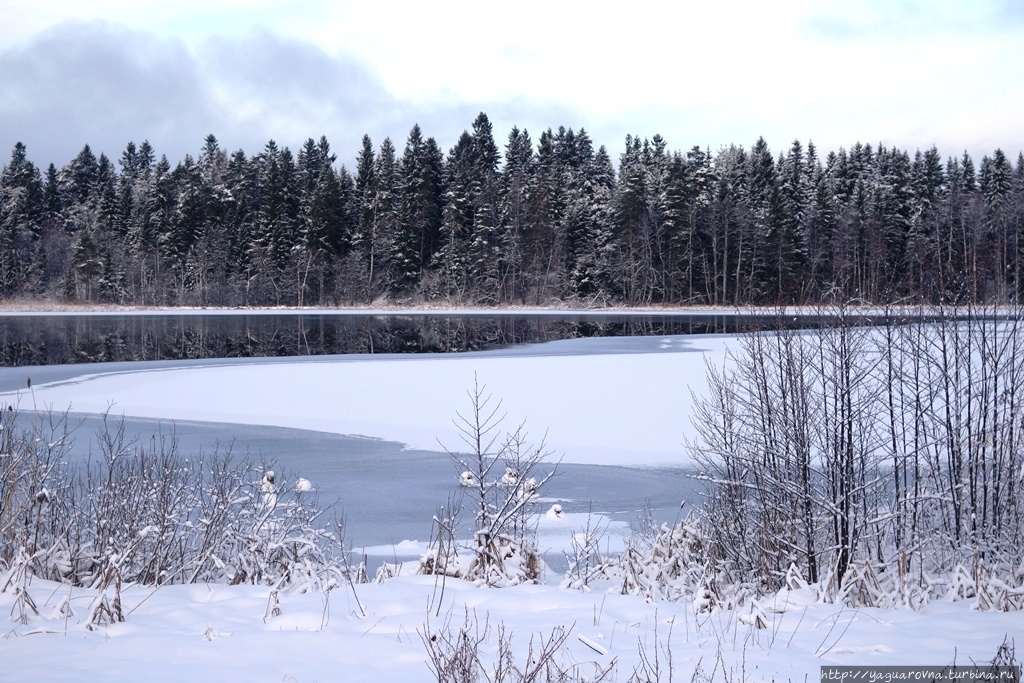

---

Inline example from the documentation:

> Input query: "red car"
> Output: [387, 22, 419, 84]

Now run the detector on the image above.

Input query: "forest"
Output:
[1, 112, 1023, 308]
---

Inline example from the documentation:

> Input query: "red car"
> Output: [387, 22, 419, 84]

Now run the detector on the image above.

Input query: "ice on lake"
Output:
[0, 333, 719, 567]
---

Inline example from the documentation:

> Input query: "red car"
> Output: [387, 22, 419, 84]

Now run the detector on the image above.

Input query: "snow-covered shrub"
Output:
[422, 376, 555, 588]
[0, 401, 75, 572]
[220, 471, 335, 593]
[1, 547, 39, 624]
[560, 514, 613, 592]
[85, 554, 124, 630]
[941, 559, 1024, 612]
[577, 514, 752, 610]
[0, 406, 343, 593]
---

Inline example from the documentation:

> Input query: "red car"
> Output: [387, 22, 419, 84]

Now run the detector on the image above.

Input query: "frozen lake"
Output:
[0, 328, 721, 569]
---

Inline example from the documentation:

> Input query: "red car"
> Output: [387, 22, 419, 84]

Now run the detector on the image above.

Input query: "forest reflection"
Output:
[0, 312, 870, 366]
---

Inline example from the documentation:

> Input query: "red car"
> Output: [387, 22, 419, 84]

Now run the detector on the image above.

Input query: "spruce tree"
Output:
[500, 126, 534, 302]
[0, 143, 44, 295]
[395, 124, 443, 291]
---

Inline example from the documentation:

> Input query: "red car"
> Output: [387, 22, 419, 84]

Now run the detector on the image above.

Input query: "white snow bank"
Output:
[3, 334, 732, 467]
[2, 575, 1021, 683]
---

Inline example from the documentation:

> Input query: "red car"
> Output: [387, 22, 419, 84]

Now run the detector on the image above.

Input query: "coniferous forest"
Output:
[1, 112, 1023, 308]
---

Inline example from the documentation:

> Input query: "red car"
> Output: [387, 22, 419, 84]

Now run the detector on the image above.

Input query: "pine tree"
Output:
[62, 144, 99, 208]
[354, 134, 376, 254]
[436, 132, 475, 300]
[708, 145, 748, 305]
[661, 151, 694, 302]
[254, 140, 298, 275]
[394, 124, 444, 292]
[979, 150, 1016, 298]
[773, 140, 810, 302]
[908, 147, 945, 297]
[95, 153, 119, 233]
[875, 146, 914, 297]
[368, 136, 399, 295]
[0, 143, 44, 295]
[42, 163, 62, 216]
[525, 128, 564, 301]
[500, 126, 534, 302]
[561, 129, 608, 301]
[466, 113, 503, 301]
[163, 154, 210, 301]
[222, 149, 258, 296]
[295, 136, 346, 304]
[616, 135, 651, 304]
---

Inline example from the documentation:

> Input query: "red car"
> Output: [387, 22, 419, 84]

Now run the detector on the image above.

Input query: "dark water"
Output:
[0, 311, 871, 366]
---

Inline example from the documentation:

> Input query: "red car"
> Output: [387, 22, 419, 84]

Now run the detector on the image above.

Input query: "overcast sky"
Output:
[2, 0, 1022, 170]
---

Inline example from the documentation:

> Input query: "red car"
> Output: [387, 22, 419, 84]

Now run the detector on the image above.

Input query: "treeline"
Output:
[1, 112, 1023, 307]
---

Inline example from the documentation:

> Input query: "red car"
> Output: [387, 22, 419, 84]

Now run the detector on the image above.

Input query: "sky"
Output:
[2, 0, 1023, 170]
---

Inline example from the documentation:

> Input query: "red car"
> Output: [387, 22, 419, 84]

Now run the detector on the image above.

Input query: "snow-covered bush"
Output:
[568, 513, 756, 611]
[0, 401, 75, 574]
[420, 376, 555, 587]
[0, 406, 344, 594]
[209, 468, 337, 592]
[560, 512, 613, 592]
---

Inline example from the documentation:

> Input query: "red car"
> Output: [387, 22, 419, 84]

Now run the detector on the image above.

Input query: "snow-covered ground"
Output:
[2, 332, 1021, 681]
[3, 573, 1021, 683]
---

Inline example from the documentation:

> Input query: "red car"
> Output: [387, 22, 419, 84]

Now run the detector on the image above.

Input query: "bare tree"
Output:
[429, 375, 557, 587]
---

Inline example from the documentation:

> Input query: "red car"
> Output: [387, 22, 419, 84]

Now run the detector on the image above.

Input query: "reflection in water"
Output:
[0, 312, 860, 366]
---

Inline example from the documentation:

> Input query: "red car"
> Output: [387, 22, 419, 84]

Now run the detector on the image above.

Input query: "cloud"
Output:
[0, 22, 210, 166]
[995, 0, 1024, 25]
[0, 21, 427, 168]
[0, 19, 605, 171]
[0, 20, 593, 170]
[2, 14, 1020, 174]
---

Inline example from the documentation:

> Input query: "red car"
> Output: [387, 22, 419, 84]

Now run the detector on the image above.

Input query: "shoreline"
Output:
[1, 298, 1014, 317]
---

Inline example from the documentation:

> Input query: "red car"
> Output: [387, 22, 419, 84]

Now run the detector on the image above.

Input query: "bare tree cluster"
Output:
[691, 303, 1024, 606]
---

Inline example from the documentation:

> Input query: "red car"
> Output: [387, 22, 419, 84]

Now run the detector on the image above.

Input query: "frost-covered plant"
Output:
[0, 406, 343, 593]
[0, 401, 75, 570]
[595, 514, 731, 607]
[85, 553, 124, 630]
[420, 608, 616, 683]
[560, 511, 612, 592]
[423, 376, 556, 588]
[198, 467, 338, 592]
[2, 547, 39, 624]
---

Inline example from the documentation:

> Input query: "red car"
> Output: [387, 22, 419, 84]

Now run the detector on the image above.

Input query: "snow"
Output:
[2, 574, 1021, 682]
[545, 503, 564, 520]
[0, 334, 729, 467]
[2, 331, 1022, 680]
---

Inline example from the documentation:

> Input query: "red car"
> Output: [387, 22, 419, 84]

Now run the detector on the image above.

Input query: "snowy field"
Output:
[4, 574, 1022, 682]
[2, 332, 1022, 681]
